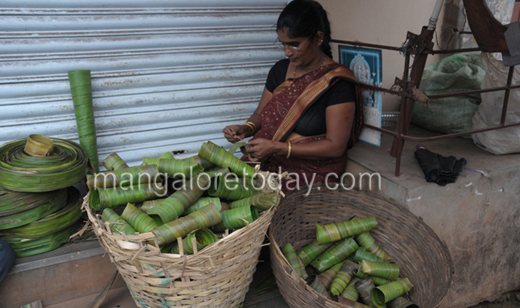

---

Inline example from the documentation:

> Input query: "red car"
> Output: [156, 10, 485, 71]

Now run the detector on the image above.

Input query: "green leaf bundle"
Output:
[68, 69, 99, 173]
[151, 203, 222, 246]
[183, 197, 222, 215]
[101, 208, 137, 235]
[281, 243, 306, 279]
[340, 277, 360, 302]
[170, 228, 218, 254]
[298, 240, 334, 266]
[360, 260, 400, 280]
[355, 231, 391, 261]
[208, 174, 259, 200]
[353, 247, 386, 263]
[142, 157, 202, 179]
[89, 182, 165, 210]
[198, 141, 255, 178]
[0, 189, 62, 217]
[330, 260, 359, 296]
[103, 153, 129, 171]
[316, 216, 378, 244]
[371, 278, 414, 307]
[228, 193, 279, 211]
[121, 203, 158, 233]
[0, 138, 88, 192]
[147, 177, 208, 224]
[0, 187, 82, 238]
[86, 164, 160, 190]
[311, 237, 359, 273]
[5, 223, 77, 258]
[212, 205, 259, 232]
[140, 198, 167, 213]
[0, 188, 68, 230]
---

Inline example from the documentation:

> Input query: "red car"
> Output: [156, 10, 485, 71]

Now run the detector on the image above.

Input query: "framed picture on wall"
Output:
[338, 45, 383, 147]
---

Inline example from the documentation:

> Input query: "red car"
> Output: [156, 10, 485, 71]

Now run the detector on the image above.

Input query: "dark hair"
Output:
[276, 0, 333, 59]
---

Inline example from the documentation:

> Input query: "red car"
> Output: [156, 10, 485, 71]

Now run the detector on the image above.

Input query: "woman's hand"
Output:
[246, 138, 281, 161]
[223, 125, 248, 143]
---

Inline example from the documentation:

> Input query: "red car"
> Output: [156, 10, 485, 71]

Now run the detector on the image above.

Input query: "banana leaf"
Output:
[355, 232, 391, 261]
[371, 276, 392, 286]
[101, 208, 137, 235]
[309, 276, 331, 299]
[182, 155, 214, 170]
[330, 260, 359, 296]
[160, 151, 175, 160]
[208, 174, 260, 200]
[0, 187, 82, 238]
[140, 198, 167, 213]
[170, 228, 219, 254]
[5, 223, 77, 258]
[24, 134, 54, 157]
[298, 240, 334, 266]
[86, 165, 159, 190]
[0, 189, 62, 217]
[340, 277, 360, 302]
[360, 260, 400, 280]
[355, 277, 378, 308]
[316, 216, 378, 244]
[353, 247, 386, 263]
[228, 193, 279, 211]
[0, 138, 88, 192]
[0, 189, 68, 230]
[212, 205, 258, 232]
[310, 237, 359, 273]
[183, 197, 221, 215]
[151, 203, 222, 246]
[387, 296, 419, 308]
[89, 182, 165, 210]
[371, 278, 414, 307]
[147, 176, 208, 224]
[198, 141, 255, 178]
[121, 203, 158, 233]
[68, 69, 99, 173]
[103, 153, 129, 171]
[142, 157, 202, 179]
[203, 167, 230, 179]
[281, 243, 306, 279]
[319, 261, 343, 289]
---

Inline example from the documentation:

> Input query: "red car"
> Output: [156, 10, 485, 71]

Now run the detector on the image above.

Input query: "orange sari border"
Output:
[271, 65, 357, 142]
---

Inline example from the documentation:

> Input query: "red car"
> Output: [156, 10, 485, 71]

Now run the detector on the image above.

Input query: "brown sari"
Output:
[253, 62, 363, 191]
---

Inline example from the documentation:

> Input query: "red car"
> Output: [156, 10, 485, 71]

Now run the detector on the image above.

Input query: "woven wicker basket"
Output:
[269, 184, 453, 308]
[84, 194, 276, 308]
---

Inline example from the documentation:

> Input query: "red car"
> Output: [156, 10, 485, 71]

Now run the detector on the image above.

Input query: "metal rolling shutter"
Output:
[0, 0, 286, 167]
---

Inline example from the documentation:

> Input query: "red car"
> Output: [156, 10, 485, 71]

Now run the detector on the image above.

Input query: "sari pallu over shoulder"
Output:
[253, 63, 363, 191]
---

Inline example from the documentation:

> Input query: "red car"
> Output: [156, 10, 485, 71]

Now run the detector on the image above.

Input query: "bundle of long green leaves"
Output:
[0, 137, 88, 192]
[0, 187, 84, 257]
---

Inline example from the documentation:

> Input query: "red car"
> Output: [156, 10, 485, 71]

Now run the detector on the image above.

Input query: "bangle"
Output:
[243, 122, 257, 133]
[286, 141, 292, 159]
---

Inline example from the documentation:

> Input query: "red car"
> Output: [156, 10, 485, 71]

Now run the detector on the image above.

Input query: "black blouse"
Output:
[265, 59, 357, 137]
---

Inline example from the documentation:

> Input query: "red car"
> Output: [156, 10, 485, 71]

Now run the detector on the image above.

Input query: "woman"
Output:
[223, 0, 362, 191]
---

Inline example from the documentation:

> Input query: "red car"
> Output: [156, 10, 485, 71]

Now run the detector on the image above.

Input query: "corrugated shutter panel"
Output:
[0, 0, 286, 167]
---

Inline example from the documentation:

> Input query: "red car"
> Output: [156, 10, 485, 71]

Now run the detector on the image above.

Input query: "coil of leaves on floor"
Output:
[0, 135, 88, 257]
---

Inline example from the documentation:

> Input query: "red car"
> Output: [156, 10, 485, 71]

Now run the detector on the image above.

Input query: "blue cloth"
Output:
[0, 239, 15, 283]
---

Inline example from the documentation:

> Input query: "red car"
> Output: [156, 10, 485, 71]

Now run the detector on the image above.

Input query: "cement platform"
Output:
[1, 124, 519, 308]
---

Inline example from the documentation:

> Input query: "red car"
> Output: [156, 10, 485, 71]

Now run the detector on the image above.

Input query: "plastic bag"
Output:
[471, 52, 520, 154]
[411, 53, 486, 134]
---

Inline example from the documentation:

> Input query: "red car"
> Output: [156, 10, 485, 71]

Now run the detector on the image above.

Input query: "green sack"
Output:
[411, 53, 486, 134]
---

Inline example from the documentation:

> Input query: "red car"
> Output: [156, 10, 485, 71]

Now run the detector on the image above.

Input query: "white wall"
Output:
[321, 0, 442, 111]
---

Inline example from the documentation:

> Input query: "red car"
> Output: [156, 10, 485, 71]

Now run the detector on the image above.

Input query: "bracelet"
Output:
[286, 141, 292, 159]
[243, 122, 257, 133]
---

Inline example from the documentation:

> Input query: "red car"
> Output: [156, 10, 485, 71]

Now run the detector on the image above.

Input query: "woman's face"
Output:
[277, 27, 320, 67]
